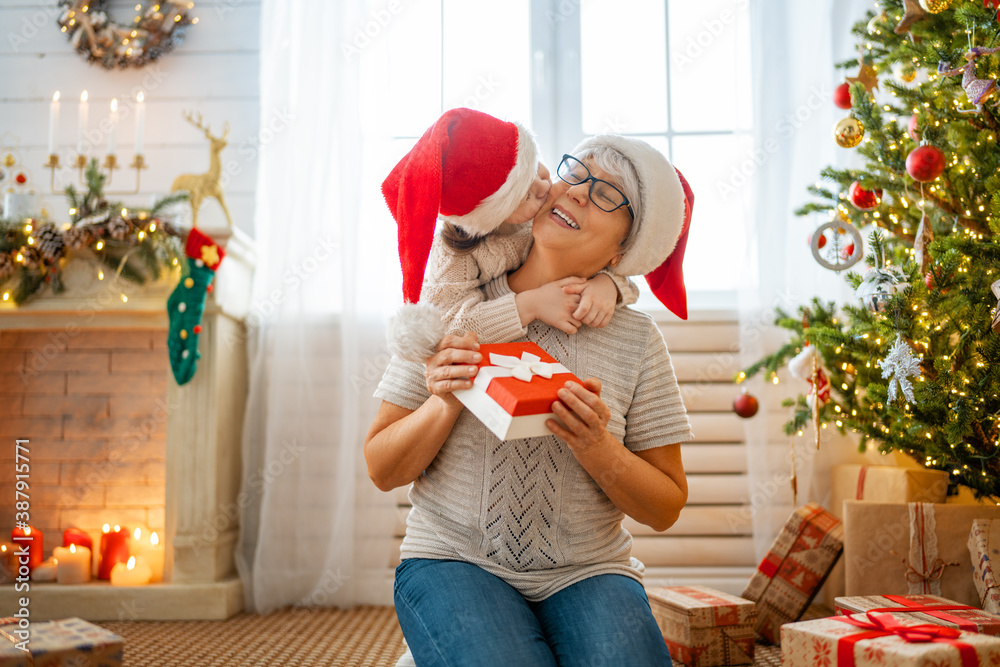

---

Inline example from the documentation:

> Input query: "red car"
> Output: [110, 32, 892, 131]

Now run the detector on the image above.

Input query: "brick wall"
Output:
[0, 329, 168, 558]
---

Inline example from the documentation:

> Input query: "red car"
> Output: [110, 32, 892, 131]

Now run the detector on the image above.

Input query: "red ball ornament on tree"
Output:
[907, 115, 920, 141]
[848, 181, 882, 211]
[833, 82, 853, 109]
[906, 145, 946, 182]
[15, 173, 26, 185]
[733, 389, 759, 419]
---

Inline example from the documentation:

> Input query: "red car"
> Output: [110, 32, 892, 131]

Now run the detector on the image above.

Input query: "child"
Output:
[381, 107, 639, 361]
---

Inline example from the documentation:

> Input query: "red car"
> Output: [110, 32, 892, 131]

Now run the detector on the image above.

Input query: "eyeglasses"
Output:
[557, 154, 634, 219]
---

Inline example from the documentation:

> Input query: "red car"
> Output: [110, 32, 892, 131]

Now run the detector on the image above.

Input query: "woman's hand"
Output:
[546, 378, 612, 452]
[424, 331, 482, 407]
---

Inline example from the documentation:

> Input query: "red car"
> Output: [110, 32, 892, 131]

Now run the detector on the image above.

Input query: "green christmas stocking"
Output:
[167, 228, 225, 385]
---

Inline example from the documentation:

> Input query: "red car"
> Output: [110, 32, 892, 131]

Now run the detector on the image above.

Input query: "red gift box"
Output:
[741, 502, 844, 644]
[452, 342, 583, 441]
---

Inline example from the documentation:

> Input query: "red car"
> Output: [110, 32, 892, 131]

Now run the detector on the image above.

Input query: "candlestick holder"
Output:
[46, 153, 148, 195]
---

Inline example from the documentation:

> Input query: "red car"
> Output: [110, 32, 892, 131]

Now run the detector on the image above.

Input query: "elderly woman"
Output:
[366, 135, 693, 666]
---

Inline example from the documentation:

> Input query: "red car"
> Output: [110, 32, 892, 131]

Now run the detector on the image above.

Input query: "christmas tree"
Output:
[742, 0, 1000, 498]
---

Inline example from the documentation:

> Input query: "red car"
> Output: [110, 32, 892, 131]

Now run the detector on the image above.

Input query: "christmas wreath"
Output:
[57, 0, 196, 69]
[0, 160, 186, 304]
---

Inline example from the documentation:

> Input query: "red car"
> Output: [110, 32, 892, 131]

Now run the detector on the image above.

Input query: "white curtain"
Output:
[741, 0, 878, 559]
[236, 0, 397, 612]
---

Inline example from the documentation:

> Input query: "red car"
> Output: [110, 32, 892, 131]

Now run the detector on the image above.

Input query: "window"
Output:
[361, 0, 753, 309]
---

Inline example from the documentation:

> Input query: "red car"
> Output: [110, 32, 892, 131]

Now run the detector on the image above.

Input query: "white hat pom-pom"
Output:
[387, 303, 447, 362]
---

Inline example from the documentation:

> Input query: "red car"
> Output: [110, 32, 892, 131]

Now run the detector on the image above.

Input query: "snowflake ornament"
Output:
[880, 335, 921, 403]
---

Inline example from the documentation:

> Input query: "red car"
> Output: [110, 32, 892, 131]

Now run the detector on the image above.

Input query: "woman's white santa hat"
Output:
[570, 134, 694, 320]
[382, 107, 540, 304]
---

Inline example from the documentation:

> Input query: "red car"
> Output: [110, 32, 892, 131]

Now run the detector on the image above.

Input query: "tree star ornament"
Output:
[895, 0, 927, 35]
[166, 228, 225, 385]
[846, 63, 879, 94]
[880, 335, 922, 403]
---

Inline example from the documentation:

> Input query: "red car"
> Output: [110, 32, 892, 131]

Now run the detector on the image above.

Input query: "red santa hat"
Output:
[570, 135, 694, 320]
[382, 107, 540, 303]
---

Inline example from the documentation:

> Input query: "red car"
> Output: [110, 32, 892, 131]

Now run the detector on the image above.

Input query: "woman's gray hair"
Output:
[572, 144, 643, 249]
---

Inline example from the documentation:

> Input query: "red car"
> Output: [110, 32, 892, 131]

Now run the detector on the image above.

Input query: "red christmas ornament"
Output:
[833, 83, 853, 109]
[848, 181, 882, 211]
[809, 233, 827, 249]
[907, 115, 920, 141]
[734, 390, 759, 419]
[193, 325, 202, 334]
[906, 145, 946, 182]
[925, 271, 934, 289]
[15, 173, 26, 185]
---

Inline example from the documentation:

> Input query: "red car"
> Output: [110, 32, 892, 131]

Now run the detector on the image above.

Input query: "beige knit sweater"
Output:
[420, 222, 640, 343]
[375, 275, 693, 601]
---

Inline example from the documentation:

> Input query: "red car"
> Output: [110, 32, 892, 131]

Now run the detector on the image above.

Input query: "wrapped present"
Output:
[844, 501, 1000, 607]
[452, 342, 583, 441]
[0, 617, 123, 667]
[969, 519, 1000, 614]
[835, 594, 1000, 635]
[741, 502, 844, 644]
[825, 465, 950, 607]
[781, 611, 1000, 666]
[646, 585, 755, 666]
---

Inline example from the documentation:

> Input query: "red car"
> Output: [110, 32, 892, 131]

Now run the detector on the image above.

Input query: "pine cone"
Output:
[64, 225, 95, 250]
[19, 247, 41, 270]
[106, 217, 131, 241]
[36, 225, 65, 263]
[0, 252, 14, 282]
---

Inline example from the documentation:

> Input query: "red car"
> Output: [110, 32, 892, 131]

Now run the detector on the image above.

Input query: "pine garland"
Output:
[743, 1, 1000, 498]
[0, 159, 187, 305]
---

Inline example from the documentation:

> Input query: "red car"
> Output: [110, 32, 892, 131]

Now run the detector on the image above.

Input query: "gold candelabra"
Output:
[43, 152, 147, 195]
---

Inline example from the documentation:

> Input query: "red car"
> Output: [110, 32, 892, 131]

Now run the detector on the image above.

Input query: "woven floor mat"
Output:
[102, 605, 406, 667]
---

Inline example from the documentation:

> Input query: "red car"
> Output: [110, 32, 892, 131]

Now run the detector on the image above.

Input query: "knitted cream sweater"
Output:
[374, 275, 693, 601]
[420, 222, 640, 343]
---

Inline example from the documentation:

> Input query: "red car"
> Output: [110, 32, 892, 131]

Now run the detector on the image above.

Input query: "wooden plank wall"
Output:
[0, 0, 260, 236]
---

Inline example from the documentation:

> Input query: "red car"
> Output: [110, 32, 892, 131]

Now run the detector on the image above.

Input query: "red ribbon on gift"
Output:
[835, 599, 990, 633]
[835, 612, 979, 667]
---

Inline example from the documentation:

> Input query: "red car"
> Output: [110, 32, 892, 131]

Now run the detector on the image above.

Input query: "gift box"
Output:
[969, 519, 1000, 614]
[741, 502, 844, 644]
[835, 594, 1000, 635]
[825, 465, 950, 607]
[646, 585, 755, 666]
[0, 617, 123, 667]
[843, 501, 1000, 607]
[452, 342, 583, 441]
[781, 611, 1000, 666]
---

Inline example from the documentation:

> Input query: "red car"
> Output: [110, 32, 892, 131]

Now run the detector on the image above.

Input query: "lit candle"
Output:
[54, 544, 91, 584]
[11, 525, 43, 573]
[77, 90, 89, 154]
[98, 524, 129, 580]
[49, 91, 60, 155]
[132, 529, 164, 583]
[107, 98, 119, 156]
[0, 543, 15, 583]
[110, 556, 151, 586]
[31, 557, 58, 582]
[135, 91, 145, 156]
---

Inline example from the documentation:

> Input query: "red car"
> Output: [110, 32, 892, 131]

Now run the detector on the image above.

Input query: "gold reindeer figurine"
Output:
[171, 112, 233, 228]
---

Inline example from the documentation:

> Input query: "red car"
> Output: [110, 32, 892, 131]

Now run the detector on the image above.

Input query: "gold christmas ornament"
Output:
[918, 0, 951, 13]
[170, 112, 234, 228]
[834, 116, 865, 148]
[900, 68, 917, 83]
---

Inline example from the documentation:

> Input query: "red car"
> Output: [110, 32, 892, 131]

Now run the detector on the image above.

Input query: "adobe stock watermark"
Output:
[7, 1, 62, 52]
[218, 106, 296, 190]
[341, 0, 405, 61]
[672, 0, 749, 73]
[298, 568, 350, 607]
[716, 84, 831, 202]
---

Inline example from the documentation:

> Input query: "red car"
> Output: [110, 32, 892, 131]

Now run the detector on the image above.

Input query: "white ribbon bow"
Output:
[472, 352, 569, 391]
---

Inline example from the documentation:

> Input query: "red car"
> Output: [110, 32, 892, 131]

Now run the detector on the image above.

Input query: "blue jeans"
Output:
[393, 558, 672, 667]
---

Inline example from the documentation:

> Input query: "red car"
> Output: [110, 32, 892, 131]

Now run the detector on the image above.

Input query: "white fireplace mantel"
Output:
[0, 226, 254, 621]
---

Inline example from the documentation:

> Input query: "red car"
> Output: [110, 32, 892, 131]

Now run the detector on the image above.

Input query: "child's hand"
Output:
[516, 276, 586, 334]
[563, 273, 618, 328]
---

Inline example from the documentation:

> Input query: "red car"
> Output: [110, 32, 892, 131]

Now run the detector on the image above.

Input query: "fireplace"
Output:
[0, 227, 254, 620]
